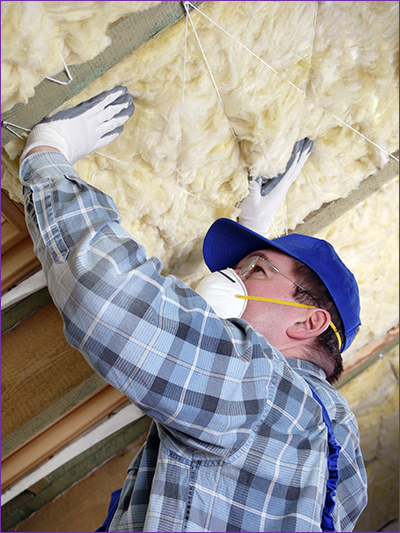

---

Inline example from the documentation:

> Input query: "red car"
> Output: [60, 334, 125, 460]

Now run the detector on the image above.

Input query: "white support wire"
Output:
[319, 110, 399, 162]
[269, 222, 280, 239]
[93, 151, 124, 164]
[282, 195, 288, 236]
[185, 0, 399, 163]
[45, 54, 73, 86]
[183, 1, 240, 151]
[174, 184, 195, 198]
[185, 1, 305, 96]
[165, 1, 238, 211]
[171, 5, 224, 210]
[176, 10, 189, 187]
[282, 1, 319, 235]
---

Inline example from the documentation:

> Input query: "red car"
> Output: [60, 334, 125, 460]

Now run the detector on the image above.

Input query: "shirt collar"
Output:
[285, 357, 327, 381]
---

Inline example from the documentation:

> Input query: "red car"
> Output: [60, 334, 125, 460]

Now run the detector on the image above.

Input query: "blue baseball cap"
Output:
[203, 218, 361, 352]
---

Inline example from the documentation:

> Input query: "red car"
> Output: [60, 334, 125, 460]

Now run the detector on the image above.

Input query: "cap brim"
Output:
[203, 218, 295, 272]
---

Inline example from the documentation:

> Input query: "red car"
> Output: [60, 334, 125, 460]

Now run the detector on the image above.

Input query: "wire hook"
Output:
[45, 54, 73, 86]
[1, 121, 31, 140]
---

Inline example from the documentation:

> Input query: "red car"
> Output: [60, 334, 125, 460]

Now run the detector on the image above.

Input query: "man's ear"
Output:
[286, 309, 331, 341]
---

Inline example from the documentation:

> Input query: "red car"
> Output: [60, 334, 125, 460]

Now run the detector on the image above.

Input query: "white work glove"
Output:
[20, 86, 134, 165]
[239, 138, 314, 237]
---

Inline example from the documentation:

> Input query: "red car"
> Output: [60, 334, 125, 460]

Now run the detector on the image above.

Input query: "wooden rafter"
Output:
[1, 385, 128, 491]
[292, 151, 399, 236]
[1, 191, 41, 293]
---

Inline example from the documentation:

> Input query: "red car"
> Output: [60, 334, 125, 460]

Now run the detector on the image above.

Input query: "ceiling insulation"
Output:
[339, 344, 399, 532]
[1, 1, 398, 367]
[0, 1, 162, 113]
[315, 177, 399, 361]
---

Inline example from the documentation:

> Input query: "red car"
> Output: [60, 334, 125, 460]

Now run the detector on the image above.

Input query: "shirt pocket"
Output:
[25, 181, 69, 264]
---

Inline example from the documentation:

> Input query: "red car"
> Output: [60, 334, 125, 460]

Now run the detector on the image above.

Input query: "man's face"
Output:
[235, 248, 303, 349]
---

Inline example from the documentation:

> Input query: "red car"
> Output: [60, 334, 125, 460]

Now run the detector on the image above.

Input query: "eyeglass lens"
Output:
[239, 255, 320, 306]
[240, 256, 279, 277]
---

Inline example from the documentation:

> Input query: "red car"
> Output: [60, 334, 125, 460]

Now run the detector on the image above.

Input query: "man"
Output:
[19, 86, 367, 532]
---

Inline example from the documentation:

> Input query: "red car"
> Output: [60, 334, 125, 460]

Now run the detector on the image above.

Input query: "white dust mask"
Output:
[195, 268, 248, 319]
[195, 268, 342, 349]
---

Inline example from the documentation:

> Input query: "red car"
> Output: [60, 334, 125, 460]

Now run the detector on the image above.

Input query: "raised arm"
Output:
[19, 88, 278, 455]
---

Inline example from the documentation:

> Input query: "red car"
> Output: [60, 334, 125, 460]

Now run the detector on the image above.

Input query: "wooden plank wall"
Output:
[3, 418, 152, 533]
[1, 302, 96, 448]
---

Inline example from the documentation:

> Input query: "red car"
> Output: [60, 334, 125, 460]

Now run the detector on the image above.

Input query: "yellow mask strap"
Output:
[328, 320, 342, 351]
[235, 295, 342, 351]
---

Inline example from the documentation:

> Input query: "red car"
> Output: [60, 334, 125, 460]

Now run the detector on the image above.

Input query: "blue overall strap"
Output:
[310, 388, 342, 533]
[95, 488, 122, 532]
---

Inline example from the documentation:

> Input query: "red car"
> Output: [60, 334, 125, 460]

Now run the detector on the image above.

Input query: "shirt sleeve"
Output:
[20, 151, 279, 456]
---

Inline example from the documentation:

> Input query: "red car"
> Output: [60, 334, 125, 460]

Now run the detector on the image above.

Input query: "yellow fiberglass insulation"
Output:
[315, 177, 399, 361]
[1, 2, 399, 362]
[1, 1, 161, 112]
[340, 346, 399, 531]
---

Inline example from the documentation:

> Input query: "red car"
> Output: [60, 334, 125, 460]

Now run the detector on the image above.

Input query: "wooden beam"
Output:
[292, 151, 399, 236]
[1, 1, 203, 147]
[2, 301, 97, 440]
[1, 415, 151, 531]
[1, 189, 42, 293]
[1, 374, 105, 459]
[1, 286, 52, 335]
[1, 236, 41, 293]
[336, 327, 399, 389]
[0, 171, 54, 298]
[1, 385, 128, 491]
[1, 191, 29, 254]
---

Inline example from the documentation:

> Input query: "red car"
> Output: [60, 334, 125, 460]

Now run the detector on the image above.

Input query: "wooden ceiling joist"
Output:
[1, 384, 128, 491]
[292, 150, 399, 236]
[337, 327, 399, 389]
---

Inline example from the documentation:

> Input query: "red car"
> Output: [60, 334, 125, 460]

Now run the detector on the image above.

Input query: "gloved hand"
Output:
[20, 86, 134, 165]
[238, 138, 314, 237]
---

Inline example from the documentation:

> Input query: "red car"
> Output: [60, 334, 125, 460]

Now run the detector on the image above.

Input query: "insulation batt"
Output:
[1, 1, 399, 364]
[1, 1, 161, 112]
[340, 345, 399, 531]
[315, 178, 399, 361]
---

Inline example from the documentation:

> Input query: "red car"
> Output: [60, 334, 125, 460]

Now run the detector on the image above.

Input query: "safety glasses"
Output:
[239, 255, 321, 308]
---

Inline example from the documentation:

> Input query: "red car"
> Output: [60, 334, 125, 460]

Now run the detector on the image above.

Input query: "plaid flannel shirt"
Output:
[20, 151, 367, 532]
